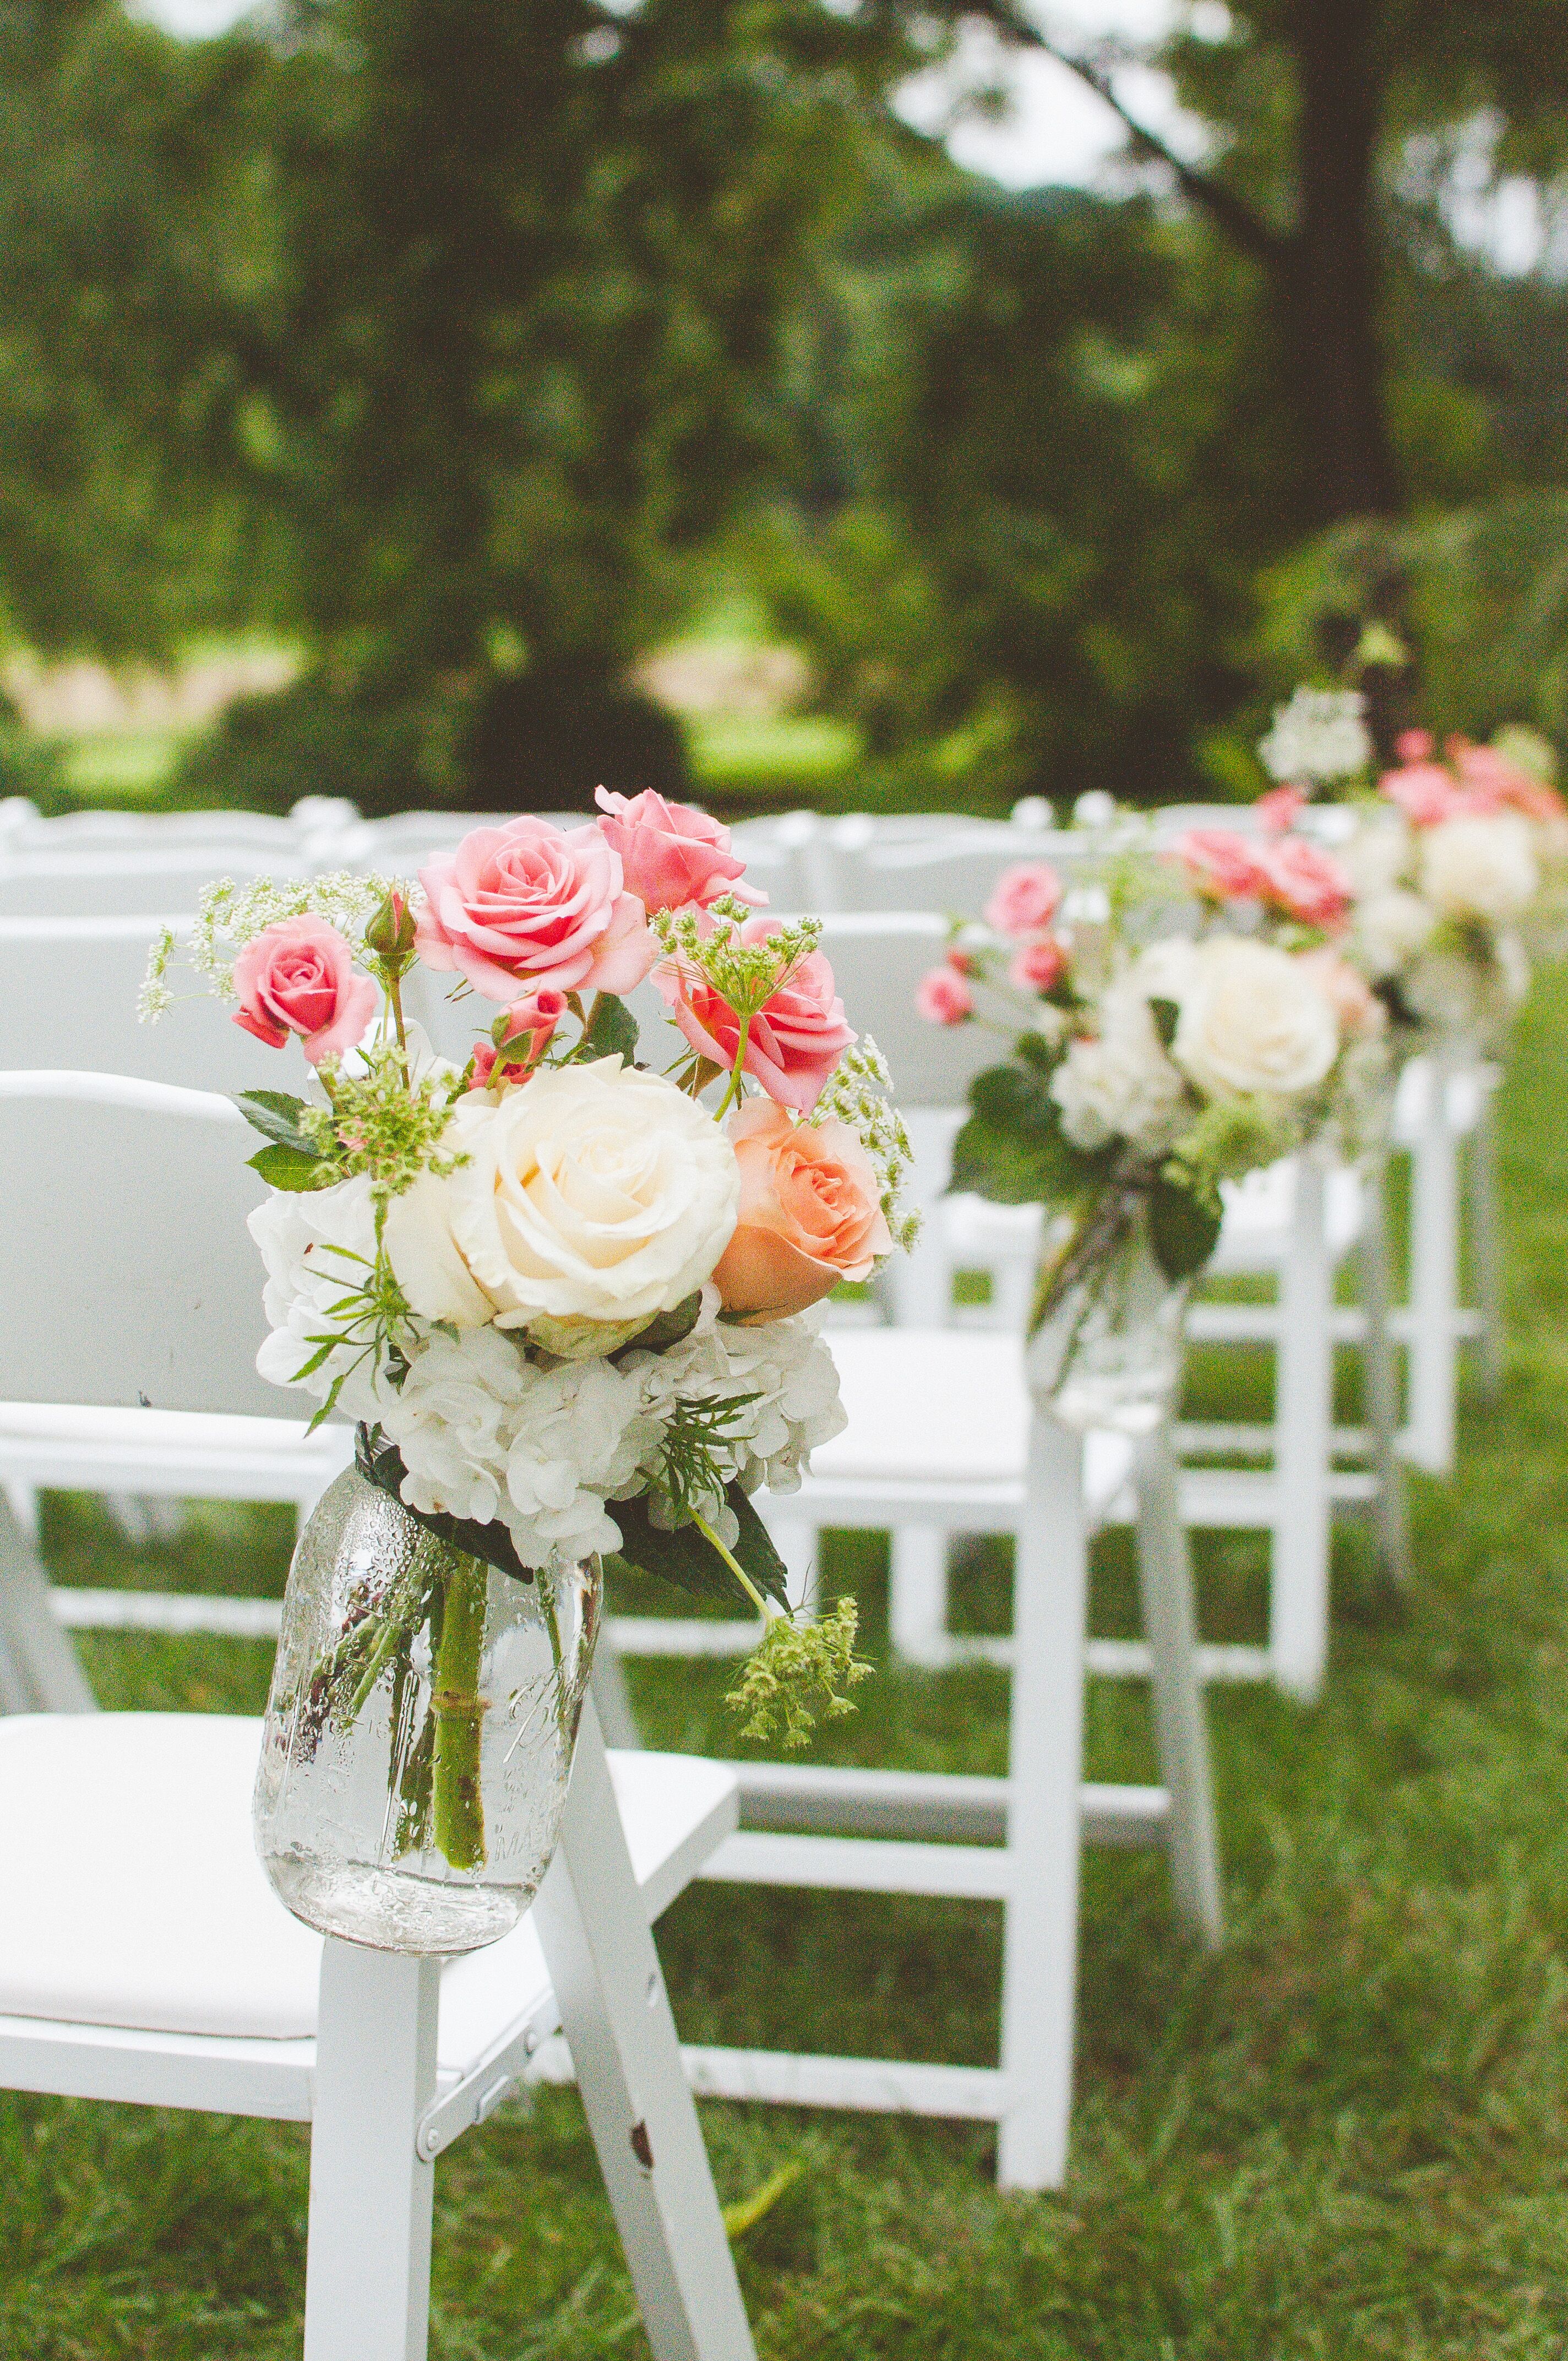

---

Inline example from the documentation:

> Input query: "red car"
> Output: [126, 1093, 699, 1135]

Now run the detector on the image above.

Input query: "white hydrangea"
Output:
[380, 1326, 655, 1569]
[1050, 976, 1189, 1154]
[1419, 813, 1539, 926]
[1353, 888, 1436, 980]
[1338, 814, 1412, 899]
[248, 1173, 391, 1423]
[707, 1310, 847, 1495]
[1259, 688, 1371, 784]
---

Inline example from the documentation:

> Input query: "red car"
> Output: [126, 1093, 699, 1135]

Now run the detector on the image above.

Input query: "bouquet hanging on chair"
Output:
[917, 856, 1377, 1429]
[141, 793, 915, 1942]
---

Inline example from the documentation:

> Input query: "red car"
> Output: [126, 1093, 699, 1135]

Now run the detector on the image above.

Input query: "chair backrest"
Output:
[0, 846, 308, 919]
[815, 828, 1102, 922]
[0, 917, 290, 1091]
[0, 1074, 281, 1416]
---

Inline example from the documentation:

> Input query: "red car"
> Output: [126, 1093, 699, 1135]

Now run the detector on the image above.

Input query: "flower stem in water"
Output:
[431, 1555, 489, 1870]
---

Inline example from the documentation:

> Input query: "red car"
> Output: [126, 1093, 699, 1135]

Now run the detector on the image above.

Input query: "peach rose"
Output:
[415, 814, 652, 1000]
[232, 916, 378, 1067]
[594, 786, 764, 913]
[713, 1099, 892, 1320]
[654, 920, 854, 1112]
[984, 861, 1063, 938]
[1298, 949, 1384, 1038]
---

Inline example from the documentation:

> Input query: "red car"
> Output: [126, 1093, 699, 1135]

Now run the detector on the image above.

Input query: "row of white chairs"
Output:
[0, 1069, 1221, 2210]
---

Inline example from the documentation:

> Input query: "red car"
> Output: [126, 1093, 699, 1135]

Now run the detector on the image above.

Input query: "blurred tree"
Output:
[199, 0, 912, 807]
[946, 0, 1568, 527]
[763, 177, 1289, 806]
[0, 0, 280, 656]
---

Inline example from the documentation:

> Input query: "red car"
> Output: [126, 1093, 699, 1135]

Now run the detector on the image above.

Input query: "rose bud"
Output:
[364, 886, 418, 967]
[916, 966, 974, 1025]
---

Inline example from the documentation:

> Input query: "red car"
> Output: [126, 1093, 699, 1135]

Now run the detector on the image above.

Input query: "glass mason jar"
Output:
[253, 1465, 601, 1956]
[1025, 1204, 1188, 1437]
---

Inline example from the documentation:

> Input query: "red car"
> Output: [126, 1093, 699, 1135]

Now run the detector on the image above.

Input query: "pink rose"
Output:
[712, 1099, 892, 1321]
[917, 966, 974, 1026]
[1009, 935, 1068, 994]
[468, 987, 568, 1090]
[654, 920, 854, 1112]
[1380, 761, 1465, 828]
[1299, 949, 1383, 1038]
[1255, 785, 1308, 834]
[984, 861, 1063, 938]
[1174, 829, 1273, 902]
[594, 786, 764, 914]
[1256, 837, 1353, 928]
[1449, 739, 1567, 823]
[415, 815, 654, 1002]
[1396, 728, 1435, 763]
[231, 916, 378, 1067]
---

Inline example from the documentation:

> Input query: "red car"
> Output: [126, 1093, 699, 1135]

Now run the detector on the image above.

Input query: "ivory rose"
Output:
[654, 920, 854, 1112]
[713, 1100, 891, 1320]
[383, 1058, 740, 1334]
[1353, 888, 1436, 978]
[1170, 939, 1340, 1101]
[594, 786, 764, 913]
[232, 916, 377, 1065]
[1418, 813, 1539, 925]
[415, 814, 653, 1000]
[984, 861, 1063, 938]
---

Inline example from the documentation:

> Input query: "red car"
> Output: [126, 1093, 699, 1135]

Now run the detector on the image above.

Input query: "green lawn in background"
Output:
[5, 975, 1568, 2355]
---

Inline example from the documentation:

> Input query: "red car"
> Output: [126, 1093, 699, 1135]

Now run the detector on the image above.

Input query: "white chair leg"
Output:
[1271, 1153, 1333, 1701]
[1134, 1424, 1223, 1950]
[768, 1516, 819, 1618]
[3, 1482, 39, 1544]
[997, 1413, 1087, 2192]
[888, 1526, 950, 1666]
[304, 1943, 440, 2361]
[1407, 1058, 1460, 1475]
[589, 1637, 643, 1750]
[531, 1702, 756, 2361]
[0, 1497, 96, 1714]
[1358, 1155, 1413, 1590]
[1469, 1082, 1505, 1402]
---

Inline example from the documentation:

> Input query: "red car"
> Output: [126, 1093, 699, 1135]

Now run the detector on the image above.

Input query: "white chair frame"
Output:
[0, 1072, 759, 2360]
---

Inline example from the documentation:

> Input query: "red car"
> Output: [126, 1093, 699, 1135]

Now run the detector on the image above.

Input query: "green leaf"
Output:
[1014, 1030, 1061, 1078]
[1147, 1175, 1223, 1282]
[582, 993, 640, 1067]
[355, 1427, 538, 1585]
[249, 1143, 331, 1190]
[232, 1090, 315, 1153]
[614, 1291, 705, 1358]
[608, 1482, 790, 1613]
[1148, 996, 1180, 1050]
[967, 1059, 1058, 1140]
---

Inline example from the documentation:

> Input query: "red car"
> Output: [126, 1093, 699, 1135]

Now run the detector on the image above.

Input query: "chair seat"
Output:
[0, 1402, 354, 1501]
[812, 1330, 1134, 1522]
[0, 1715, 736, 2069]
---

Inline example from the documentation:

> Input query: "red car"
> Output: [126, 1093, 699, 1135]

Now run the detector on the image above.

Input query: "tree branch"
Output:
[957, 0, 1297, 281]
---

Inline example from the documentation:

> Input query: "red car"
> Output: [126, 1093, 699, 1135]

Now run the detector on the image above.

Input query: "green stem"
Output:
[714, 1015, 752, 1119]
[387, 965, 410, 1086]
[693, 1510, 777, 1622]
[431, 1555, 489, 1870]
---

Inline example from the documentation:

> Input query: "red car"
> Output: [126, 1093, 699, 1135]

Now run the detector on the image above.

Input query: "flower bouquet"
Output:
[918, 855, 1373, 1430]
[143, 790, 914, 1952]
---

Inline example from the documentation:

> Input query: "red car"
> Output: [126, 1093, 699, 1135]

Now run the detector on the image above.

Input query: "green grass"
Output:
[8, 978, 1568, 2354]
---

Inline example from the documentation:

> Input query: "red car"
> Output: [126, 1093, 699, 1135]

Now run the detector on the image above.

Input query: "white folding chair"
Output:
[0, 1073, 757, 2361]
[685, 1327, 1222, 2192]
[0, 928, 347, 1578]
[0, 843, 311, 918]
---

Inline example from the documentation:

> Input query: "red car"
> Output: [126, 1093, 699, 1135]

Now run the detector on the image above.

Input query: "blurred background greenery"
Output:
[1, 0, 1567, 820]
